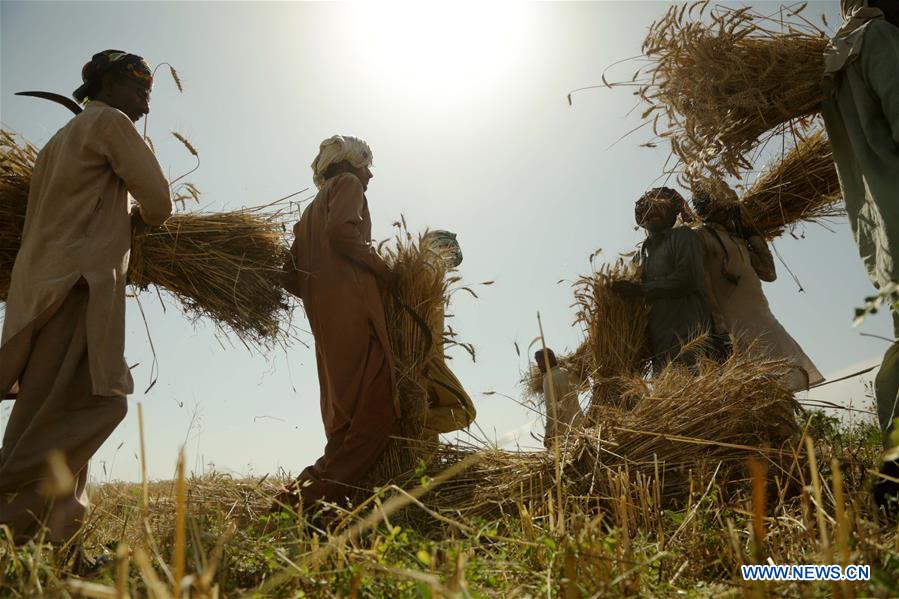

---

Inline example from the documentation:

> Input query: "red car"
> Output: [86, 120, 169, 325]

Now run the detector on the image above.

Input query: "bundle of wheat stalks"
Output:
[574, 258, 651, 414]
[428, 350, 800, 519]
[0, 130, 290, 348]
[129, 209, 290, 348]
[740, 129, 843, 240]
[525, 258, 650, 415]
[0, 131, 35, 301]
[640, 1, 828, 180]
[368, 226, 455, 479]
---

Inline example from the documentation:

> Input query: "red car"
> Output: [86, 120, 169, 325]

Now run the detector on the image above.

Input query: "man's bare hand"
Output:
[131, 208, 148, 233]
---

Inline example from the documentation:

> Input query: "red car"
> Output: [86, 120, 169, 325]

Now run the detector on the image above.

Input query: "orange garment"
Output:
[284, 172, 397, 506]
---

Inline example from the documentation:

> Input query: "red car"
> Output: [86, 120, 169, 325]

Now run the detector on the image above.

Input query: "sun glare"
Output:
[348, 3, 530, 103]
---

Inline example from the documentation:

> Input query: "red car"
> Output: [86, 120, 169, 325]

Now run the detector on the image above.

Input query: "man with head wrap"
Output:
[420, 230, 476, 441]
[691, 182, 824, 393]
[822, 0, 899, 511]
[0, 50, 172, 543]
[611, 187, 725, 374]
[278, 135, 398, 512]
[533, 348, 583, 449]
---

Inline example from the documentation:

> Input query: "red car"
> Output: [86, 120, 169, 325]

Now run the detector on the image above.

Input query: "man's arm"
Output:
[863, 20, 899, 145]
[641, 228, 706, 300]
[282, 223, 304, 298]
[97, 109, 172, 226]
[324, 173, 392, 282]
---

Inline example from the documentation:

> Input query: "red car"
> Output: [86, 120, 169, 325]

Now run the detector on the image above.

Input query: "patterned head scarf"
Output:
[424, 229, 463, 268]
[73, 50, 153, 102]
[311, 135, 373, 189]
[635, 187, 692, 225]
[824, 0, 884, 76]
[690, 177, 739, 219]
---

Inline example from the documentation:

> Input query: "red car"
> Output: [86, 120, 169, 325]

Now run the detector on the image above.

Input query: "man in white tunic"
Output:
[0, 50, 172, 542]
[691, 186, 824, 392]
[535, 348, 583, 448]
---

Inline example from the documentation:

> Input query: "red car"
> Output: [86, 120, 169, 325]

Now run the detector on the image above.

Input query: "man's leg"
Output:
[294, 335, 397, 509]
[0, 285, 127, 542]
[873, 341, 899, 514]
[875, 341, 899, 447]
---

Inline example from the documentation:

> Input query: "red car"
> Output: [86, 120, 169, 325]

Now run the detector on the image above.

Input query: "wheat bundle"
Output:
[0, 132, 35, 301]
[640, 1, 828, 180]
[128, 210, 290, 348]
[523, 259, 650, 415]
[740, 129, 843, 240]
[426, 350, 800, 519]
[574, 258, 651, 415]
[0, 130, 291, 348]
[368, 227, 454, 480]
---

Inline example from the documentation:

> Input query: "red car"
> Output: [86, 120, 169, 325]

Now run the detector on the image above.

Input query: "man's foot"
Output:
[873, 459, 899, 518]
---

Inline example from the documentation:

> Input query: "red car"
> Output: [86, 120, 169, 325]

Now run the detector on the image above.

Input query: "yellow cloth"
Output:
[0, 101, 171, 397]
[423, 357, 475, 436]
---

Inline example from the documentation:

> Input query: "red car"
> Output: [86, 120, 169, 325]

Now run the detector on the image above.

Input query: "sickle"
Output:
[15, 91, 83, 115]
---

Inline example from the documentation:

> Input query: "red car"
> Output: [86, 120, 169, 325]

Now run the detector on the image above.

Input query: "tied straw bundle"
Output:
[573, 258, 651, 416]
[524, 257, 650, 417]
[0, 130, 291, 349]
[639, 1, 829, 181]
[426, 350, 800, 520]
[129, 209, 291, 349]
[367, 223, 457, 480]
[739, 128, 843, 240]
[0, 131, 33, 301]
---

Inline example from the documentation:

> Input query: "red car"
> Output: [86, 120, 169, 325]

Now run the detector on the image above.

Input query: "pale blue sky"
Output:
[1, 1, 891, 482]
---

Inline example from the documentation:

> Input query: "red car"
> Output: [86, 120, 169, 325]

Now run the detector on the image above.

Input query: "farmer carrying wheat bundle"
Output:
[691, 184, 824, 393]
[821, 0, 899, 510]
[533, 348, 583, 449]
[276, 135, 398, 513]
[0, 50, 172, 544]
[611, 187, 728, 374]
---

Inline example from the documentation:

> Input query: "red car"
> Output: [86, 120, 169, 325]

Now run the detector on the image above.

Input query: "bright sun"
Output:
[348, 3, 530, 103]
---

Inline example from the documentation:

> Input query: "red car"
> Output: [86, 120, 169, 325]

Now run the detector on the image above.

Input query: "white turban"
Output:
[310, 135, 373, 189]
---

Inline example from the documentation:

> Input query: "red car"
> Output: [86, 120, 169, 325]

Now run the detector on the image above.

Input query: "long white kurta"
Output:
[542, 366, 583, 447]
[0, 101, 172, 397]
[697, 223, 824, 392]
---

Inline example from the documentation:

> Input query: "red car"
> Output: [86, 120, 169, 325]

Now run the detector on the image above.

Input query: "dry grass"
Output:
[740, 128, 844, 240]
[428, 349, 801, 520]
[639, 1, 828, 181]
[0, 129, 291, 349]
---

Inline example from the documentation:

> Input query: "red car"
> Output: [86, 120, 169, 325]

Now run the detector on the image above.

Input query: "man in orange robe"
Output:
[277, 135, 397, 512]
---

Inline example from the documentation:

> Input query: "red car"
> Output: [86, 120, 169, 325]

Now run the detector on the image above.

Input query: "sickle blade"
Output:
[15, 91, 83, 115]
